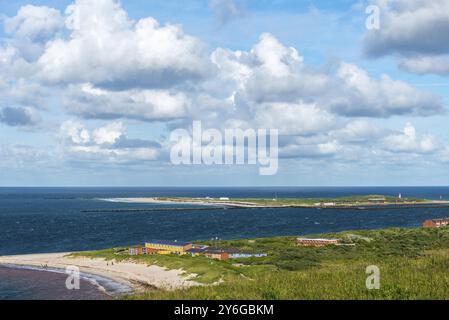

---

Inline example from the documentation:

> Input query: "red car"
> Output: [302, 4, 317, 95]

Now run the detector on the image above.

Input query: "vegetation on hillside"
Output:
[75, 226, 449, 299]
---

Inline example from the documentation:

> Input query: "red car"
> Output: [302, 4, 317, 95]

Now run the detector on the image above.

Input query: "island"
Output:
[104, 194, 449, 209]
[2, 224, 449, 299]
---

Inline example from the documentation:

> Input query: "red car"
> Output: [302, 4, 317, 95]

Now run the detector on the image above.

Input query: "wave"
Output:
[0, 264, 134, 297]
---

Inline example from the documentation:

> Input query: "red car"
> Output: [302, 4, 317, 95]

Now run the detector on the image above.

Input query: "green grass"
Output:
[74, 226, 449, 300]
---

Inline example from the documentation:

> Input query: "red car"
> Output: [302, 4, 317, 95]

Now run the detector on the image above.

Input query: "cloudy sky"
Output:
[1, 0, 449, 186]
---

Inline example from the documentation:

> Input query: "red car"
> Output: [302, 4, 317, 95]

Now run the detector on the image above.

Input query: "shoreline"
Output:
[0, 263, 131, 297]
[0, 252, 201, 296]
[98, 197, 449, 209]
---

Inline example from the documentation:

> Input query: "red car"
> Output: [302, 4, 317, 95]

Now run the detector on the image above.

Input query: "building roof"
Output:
[146, 240, 192, 247]
[297, 238, 340, 242]
[186, 248, 207, 254]
[186, 247, 265, 256]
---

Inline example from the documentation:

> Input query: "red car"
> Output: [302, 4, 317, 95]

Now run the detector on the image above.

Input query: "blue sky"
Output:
[1, 0, 449, 186]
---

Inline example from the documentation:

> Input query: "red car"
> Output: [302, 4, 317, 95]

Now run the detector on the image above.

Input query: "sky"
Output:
[1, 0, 449, 186]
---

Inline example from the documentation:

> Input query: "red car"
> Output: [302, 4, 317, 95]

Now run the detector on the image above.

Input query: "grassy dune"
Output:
[76, 227, 449, 300]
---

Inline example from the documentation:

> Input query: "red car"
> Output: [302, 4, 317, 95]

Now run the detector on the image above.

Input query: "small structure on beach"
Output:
[296, 238, 340, 247]
[145, 240, 193, 254]
[423, 218, 449, 228]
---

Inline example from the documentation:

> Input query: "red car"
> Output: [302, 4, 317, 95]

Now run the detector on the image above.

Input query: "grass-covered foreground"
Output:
[75, 227, 449, 300]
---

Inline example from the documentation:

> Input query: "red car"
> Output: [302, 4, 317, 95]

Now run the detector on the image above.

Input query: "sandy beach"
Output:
[100, 197, 268, 208]
[0, 252, 201, 295]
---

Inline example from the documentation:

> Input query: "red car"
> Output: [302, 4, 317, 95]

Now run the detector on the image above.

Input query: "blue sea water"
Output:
[1, 186, 449, 299]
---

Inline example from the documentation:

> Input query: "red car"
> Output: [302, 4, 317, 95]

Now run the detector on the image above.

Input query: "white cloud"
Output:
[230, 33, 329, 104]
[37, 0, 212, 89]
[254, 102, 337, 136]
[363, 0, 449, 57]
[1, 0, 447, 172]
[399, 55, 449, 75]
[4, 5, 63, 41]
[329, 62, 442, 117]
[60, 120, 91, 144]
[64, 83, 190, 121]
[0, 44, 33, 78]
[383, 123, 437, 154]
[278, 139, 341, 159]
[3, 5, 64, 62]
[211, 34, 442, 119]
[60, 120, 160, 164]
[363, 0, 449, 75]
[332, 120, 381, 143]
[93, 122, 125, 145]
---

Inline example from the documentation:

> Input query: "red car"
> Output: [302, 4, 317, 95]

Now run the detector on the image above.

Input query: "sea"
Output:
[1, 186, 449, 299]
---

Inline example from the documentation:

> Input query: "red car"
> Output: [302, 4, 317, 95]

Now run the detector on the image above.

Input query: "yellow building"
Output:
[145, 240, 193, 254]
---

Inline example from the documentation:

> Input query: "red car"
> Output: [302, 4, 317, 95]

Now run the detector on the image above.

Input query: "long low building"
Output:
[145, 240, 193, 254]
[128, 240, 267, 260]
[296, 238, 340, 247]
[186, 247, 267, 261]
[229, 252, 268, 259]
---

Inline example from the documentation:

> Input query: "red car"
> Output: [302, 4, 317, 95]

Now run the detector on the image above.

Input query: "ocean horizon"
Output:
[2, 186, 449, 255]
[1, 186, 449, 299]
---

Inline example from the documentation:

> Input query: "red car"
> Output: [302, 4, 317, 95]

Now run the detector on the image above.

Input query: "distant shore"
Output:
[0, 252, 201, 296]
[99, 196, 449, 209]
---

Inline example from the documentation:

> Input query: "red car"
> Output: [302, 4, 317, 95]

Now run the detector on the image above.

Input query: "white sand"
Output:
[100, 197, 267, 208]
[0, 252, 201, 292]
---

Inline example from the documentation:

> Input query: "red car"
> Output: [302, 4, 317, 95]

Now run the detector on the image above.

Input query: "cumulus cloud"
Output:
[4, 5, 64, 41]
[37, 0, 212, 89]
[0, 44, 33, 78]
[363, 0, 449, 75]
[329, 62, 442, 117]
[60, 120, 161, 164]
[60, 120, 91, 144]
[92, 122, 125, 145]
[213, 33, 329, 105]
[1, 0, 447, 171]
[254, 102, 337, 136]
[383, 123, 437, 154]
[3, 5, 64, 61]
[363, 0, 449, 57]
[209, 0, 244, 25]
[0, 107, 41, 127]
[63, 83, 190, 121]
[211, 34, 443, 119]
